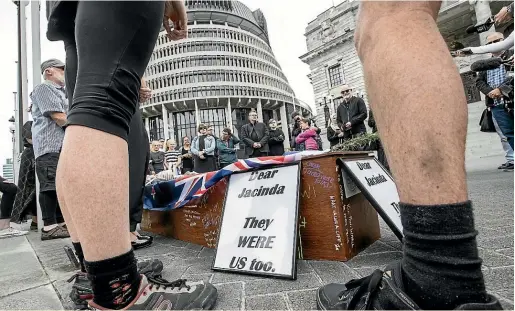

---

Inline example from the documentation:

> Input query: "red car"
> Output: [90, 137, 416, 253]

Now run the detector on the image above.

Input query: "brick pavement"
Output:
[0, 167, 512, 310]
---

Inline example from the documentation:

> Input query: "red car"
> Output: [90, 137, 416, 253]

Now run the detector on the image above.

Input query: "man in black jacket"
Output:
[475, 32, 514, 161]
[336, 85, 368, 140]
[240, 110, 269, 157]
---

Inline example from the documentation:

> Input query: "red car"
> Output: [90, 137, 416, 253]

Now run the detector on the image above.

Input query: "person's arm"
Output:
[240, 125, 255, 147]
[327, 127, 339, 142]
[275, 130, 285, 142]
[31, 84, 67, 127]
[232, 135, 240, 145]
[216, 139, 233, 154]
[470, 32, 514, 54]
[368, 110, 376, 129]
[259, 124, 269, 146]
[190, 137, 200, 155]
[350, 98, 368, 125]
[475, 71, 494, 95]
[204, 136, 216, 154]
[336, 106, 343, 129]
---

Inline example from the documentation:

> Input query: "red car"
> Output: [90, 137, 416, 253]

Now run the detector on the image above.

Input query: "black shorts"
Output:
[36, 153, 60, 192]
[47, 1, 164, 141]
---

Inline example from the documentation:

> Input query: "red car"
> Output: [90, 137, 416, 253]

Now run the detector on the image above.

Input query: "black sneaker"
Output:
[498, 162, 514, 170]
[316, 262, 503, 310]
[68, 259, 165, 309]
[88, 275, 217, 310]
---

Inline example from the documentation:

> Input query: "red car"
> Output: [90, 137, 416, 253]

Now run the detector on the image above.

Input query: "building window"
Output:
[199, 108, 227, 138]
[173, 111, 197, 146]
[149, 115, 165, 141]
[332, 97, 345, 113]
[328, 64, 343, 87]
[231, 108, 251, 139]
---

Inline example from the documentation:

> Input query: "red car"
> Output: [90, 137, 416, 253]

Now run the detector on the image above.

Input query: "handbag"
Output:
[479, 108, 496, 133]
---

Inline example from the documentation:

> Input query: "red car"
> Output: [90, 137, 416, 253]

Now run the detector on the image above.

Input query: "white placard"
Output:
[342, 170, 361, 198]
[341, 158, 403, 239]
[213, 164, 300, 279]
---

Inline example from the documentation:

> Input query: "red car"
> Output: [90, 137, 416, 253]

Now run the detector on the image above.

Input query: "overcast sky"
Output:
[0, 0, 344, 169]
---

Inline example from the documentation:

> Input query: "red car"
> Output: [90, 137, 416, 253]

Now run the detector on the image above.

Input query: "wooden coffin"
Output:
[141, 152, 381, 261]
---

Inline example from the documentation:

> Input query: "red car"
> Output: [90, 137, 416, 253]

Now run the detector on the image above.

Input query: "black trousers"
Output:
[0, 180, 18, 220]
[52, 2, 160, 232]
[36, 153, 64, 226]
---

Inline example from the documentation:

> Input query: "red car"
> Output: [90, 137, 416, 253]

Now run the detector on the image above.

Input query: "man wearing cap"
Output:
[30, 58, 69, 240]
[335, 84, 368, 140]
[476, 32, 514, 170]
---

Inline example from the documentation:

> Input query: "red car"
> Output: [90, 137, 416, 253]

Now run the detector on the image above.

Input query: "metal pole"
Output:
[31, 0, 43, 231]
[20, 1, 29, 125]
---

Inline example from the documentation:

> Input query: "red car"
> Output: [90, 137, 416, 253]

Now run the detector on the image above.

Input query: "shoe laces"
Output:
[67, 272, 87, 283]
[338, 269, 383, 309]
[147, 276, 191, 292]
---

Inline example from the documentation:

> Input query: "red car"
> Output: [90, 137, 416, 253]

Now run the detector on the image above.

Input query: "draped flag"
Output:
[143, 151, 325, 211]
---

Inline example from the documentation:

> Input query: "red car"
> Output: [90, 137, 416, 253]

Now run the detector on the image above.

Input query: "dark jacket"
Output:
[476, 50, 514, 108]
[368, 109, 378, 133]
[327, 126, 343, 148]
[336, 96, 368, 138]
[240, 122, 269, 155]
[268, 128, 285, 156]
[217, 136, 240, 165]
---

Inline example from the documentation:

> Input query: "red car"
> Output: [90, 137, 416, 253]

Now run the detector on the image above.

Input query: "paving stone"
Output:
[477, 235, 514, 250]
[212, 282, 243, 310]
[358, 240, 397, 255]
[494, 288, 514, 303]
[244, 273, 321, 296]
[495, 295, 514, 311]
[309, 261, 359, 284]
[212, 271, 267, 284]
[181, 272, 213, 283]
[353, 266, 386, 277]
[53, 279, 75, 310]
[483, 267, 514, 292]
[297, 260, 314, 274]
[478, 248, 514, 267]
[286, 289, 318, 310]
[0, 285, 63, 310]
[198, 247, 216, 257]
[0, 237, 49, 297]
[136, 242, 201, 258]
[346, 252, 403, 269]
[245, 293, 288, 310]
[495, 248, 514, 258]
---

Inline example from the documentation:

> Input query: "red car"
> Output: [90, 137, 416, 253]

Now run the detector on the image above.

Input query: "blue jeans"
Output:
[492, 113, 514, 163]
[491, 105, 514, 151]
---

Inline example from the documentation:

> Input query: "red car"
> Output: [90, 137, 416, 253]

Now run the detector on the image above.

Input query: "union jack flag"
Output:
[143, 151, 324, 211]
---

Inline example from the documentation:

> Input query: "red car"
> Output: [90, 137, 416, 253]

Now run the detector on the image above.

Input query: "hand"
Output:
[495, 6, 511, 25]
[252, 143, 258, 148]
[345, 122, 352, 129]
[256, 143, 262, 148]
[163, 0, 188, 41]
[488, 88, 502, 99]
[139, 86, 152, 103]
[456, 48, 472, 57]
[338, 132, 344, 137]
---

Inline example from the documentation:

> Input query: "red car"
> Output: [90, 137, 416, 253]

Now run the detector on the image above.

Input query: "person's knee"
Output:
[354, 1, 442, 59]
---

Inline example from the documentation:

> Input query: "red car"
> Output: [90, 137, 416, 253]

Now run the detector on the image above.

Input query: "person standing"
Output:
[31, 58, 69, 240]
[240, 110, 269, 157]
[206, 125, 220, 169]
[291, 111, 320, 151]
[267, 119, 285, 156]
[178, 136, 194, 174]
[217, 128, 240, 168]
[476, 32, 514, 169]
[0, 176, 27, 238]
[295, 118, 320, 151]
[164, 139, 181, 173]
[336, 84, 368, 140]
[149, 141, 166, 174]
[191, 124, 217, 173]
[326, 113, 344, 148]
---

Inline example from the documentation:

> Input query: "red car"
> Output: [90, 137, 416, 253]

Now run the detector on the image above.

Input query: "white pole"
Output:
[20, 1, 29, 127]
[31, 0, 43, 231]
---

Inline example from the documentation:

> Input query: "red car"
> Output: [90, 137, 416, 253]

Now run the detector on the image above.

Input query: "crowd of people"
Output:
[0, 0, 512, 310]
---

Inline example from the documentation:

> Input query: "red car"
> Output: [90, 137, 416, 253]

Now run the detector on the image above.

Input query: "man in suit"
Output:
[240, 110, 269, 157]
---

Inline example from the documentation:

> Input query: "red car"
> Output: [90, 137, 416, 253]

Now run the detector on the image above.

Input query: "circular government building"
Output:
[141, 0, 313, 148]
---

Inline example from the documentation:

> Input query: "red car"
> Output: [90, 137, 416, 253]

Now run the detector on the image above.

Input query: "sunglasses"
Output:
[487, 39, 502, 45]
[341, 90, 351, 94]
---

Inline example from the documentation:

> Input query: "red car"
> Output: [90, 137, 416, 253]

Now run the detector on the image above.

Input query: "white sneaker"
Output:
[0, 227, 29, 239]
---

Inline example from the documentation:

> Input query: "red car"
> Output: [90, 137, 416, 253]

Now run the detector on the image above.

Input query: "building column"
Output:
[144, 117, 150, 140]
[473, 0, 495, 45]
[162, 104, 169, 140]
[168, 110, 175, 143]
[279, 101, 291, 149]
[256, 99, 263, 122]
[226, 100, 233, 130]
[194, 99, 200, 128]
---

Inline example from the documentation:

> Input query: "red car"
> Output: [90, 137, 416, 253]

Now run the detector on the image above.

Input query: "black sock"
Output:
[85, 250, 141, 310]
[72, 242, 86, 273]
[400, 201, 488, 310]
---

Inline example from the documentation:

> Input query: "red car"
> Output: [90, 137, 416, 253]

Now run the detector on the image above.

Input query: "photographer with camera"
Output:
[475, 32, 514, 170]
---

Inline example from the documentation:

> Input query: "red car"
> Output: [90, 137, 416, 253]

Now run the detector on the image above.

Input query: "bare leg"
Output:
[56, 126, 131, 261]
[355, 1, 468, 205]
